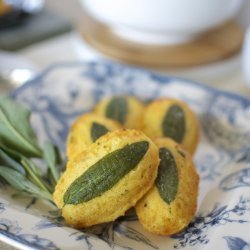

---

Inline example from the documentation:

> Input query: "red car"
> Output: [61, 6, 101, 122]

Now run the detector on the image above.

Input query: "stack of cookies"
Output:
[53, 96, 199, 235]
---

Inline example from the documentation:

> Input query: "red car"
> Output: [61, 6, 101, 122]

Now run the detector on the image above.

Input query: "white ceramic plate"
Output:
[0, 62, 250, 250]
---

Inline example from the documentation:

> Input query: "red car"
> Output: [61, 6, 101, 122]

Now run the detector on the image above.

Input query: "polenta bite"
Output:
[143, 98, 199, 154]
[94, 96, 145, 129]
[53, 129, 159, 228]
[66, 113, 122, 160]
[135, 137, 199, 235]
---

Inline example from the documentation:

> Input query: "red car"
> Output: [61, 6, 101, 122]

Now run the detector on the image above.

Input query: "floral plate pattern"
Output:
[0, 61, 250, 250]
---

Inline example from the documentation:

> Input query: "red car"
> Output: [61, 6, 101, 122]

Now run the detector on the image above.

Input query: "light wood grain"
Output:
[80, 13, 244, 69]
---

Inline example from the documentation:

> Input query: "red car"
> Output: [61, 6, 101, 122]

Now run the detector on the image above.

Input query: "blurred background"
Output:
[0, 0, 250, 94]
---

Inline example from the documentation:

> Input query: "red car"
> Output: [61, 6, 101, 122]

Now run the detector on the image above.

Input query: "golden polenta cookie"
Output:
[94, 96, 144, 129]
[66, 113, 122, 160]
[53, 129, 159, 228]
[143, 98, 199, 154]
[135, 138, 199, 235]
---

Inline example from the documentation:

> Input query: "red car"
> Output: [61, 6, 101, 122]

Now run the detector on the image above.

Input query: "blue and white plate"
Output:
[0, 62, 250, 250]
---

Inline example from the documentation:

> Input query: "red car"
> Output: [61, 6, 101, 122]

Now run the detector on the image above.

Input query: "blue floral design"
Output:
[70, 214, 157, 250]
[15, 92, 83, 153]
[83, 62, 162, 104]
[172, 196, 250, 248]
[223, 236, 250, 250]
[220, 168, 250, 191]
[202, 115, 250, 152]
[219, 149, 250, 191]
[34, 210, 65, 229]
[116, 215, 157, 249]
[0, 218, 59, 250]
[196, 151, 230, 181]
[35, 211, 156, 249]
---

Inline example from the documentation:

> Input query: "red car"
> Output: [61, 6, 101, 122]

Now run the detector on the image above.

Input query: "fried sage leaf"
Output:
[162, 105, 185, 143]
[156, 147, 178, 204]
[105, 96, 128, 124]
[0, 97, 42, 157]
[91, 122, 109, 142]
[64, 141, 149, 205]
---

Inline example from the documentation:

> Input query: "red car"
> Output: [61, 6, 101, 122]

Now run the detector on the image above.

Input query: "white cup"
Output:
[80, 0, 245, 45]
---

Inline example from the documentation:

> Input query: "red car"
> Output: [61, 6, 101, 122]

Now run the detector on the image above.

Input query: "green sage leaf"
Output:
[43, 141, 60, 182]
[20, 157, 51, 193]
[91, 122, 109, 142]
[0, 96, 42, 157]
[162, 105, 185, 143]
[0, 166, 27, 191]
[105, 96, 128, 124]
[0, 166, 36, 191]
[0, 149, 25, 174]
[21, 156, 42, 176]
[63, 141, 149, 205]
[0, 142, 23, 159]
[0, 166, 52, 200]
[156, 147, 178, 204]
[11, 191, 52, 201]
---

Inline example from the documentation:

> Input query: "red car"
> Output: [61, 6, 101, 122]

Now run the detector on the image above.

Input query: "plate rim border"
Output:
[11, 61, 250, 106]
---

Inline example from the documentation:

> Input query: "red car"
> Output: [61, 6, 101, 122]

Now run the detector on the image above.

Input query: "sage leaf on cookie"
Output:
[63, 141, 149, 205]
[106, 96, 128, 124]
[0, 97, 42, 157]
[156, 147, 178, 204]
[91, 122, 109, 142]
[162, 105, 185, 143]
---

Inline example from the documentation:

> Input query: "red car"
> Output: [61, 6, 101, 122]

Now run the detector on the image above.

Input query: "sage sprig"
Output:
[43, 141, 61, 184]
[0, 96, 62, 202]
[0, 96, 42, 157]
[0, 166, 52, 200]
